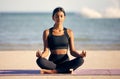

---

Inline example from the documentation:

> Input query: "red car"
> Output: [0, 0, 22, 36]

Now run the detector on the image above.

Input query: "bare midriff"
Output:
[50, 49, 68, 54]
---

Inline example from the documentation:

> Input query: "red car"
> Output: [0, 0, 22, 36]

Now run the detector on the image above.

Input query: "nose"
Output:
[56, 17, 61, 22]
[58, 16, 61, 20]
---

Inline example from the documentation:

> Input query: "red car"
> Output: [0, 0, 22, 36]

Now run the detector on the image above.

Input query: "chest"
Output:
[48, 35, 69, 46]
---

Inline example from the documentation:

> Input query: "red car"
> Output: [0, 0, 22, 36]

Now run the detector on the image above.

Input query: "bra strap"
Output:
[64, 28, 70, 40]
[49, 27, 53, 36]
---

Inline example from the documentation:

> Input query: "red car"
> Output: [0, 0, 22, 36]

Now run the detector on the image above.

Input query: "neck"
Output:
[54, 24, 63, 30]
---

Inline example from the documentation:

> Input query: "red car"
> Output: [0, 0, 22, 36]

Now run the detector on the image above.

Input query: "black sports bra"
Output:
[48, 27, 70, 50]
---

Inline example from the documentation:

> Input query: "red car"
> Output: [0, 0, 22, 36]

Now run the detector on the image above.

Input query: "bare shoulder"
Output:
[66, 28, 73, 37]
[67, 28, 73, 33]
[43, 29, 49, 36]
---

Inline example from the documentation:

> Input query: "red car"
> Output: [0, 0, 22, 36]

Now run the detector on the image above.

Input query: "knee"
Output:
[36, 57, 45, 66]
[36, 57, 56, 69]
[36, 58, 40, 65]
[77, 57, 84, 66]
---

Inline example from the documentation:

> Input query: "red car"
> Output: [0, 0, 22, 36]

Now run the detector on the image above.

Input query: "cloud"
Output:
[104, 7, 120, 18]
[80, 7, 120, 18]
[80, 7, 102, 18]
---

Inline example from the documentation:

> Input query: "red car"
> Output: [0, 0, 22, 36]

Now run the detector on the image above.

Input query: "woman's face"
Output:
[52, 11, 65, 25]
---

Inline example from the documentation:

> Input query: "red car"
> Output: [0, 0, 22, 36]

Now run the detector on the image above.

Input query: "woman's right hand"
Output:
[36, 50, 42, 57]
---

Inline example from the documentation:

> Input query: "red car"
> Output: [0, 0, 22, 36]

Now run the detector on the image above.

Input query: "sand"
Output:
[0, 50, 120, 79]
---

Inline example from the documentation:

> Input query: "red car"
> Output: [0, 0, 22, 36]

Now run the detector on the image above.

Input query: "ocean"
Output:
[0, 12, 120, 50]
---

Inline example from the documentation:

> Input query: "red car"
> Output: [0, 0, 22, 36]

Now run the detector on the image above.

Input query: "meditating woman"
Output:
[36, 7, 86, 74]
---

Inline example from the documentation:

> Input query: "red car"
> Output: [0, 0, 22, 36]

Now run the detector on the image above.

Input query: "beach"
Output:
[0, 13, 120, 79]
[0, 50, 120, 79]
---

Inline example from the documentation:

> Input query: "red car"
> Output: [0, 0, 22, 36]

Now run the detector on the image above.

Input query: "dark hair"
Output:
[52, 7, 66, 17]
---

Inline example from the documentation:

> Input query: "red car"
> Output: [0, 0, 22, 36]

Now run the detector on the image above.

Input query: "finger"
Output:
[36, 49, 41, 57]
[84, 51, 86, 57]
[82, 50, 86, 57]
[36, 52, 39, 57]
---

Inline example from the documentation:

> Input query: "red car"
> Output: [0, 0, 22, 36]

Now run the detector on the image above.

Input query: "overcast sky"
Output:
[0, 0, 120, 18]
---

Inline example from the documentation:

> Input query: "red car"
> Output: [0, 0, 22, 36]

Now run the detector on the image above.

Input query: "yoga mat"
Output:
[0, 70, 40, 76]
[0, 69, 120, 76]
[73, 69, 120, 75]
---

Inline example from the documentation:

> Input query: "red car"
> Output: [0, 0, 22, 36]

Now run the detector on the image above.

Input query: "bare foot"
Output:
[69, 69, 74, 74]
[40, 69, 57, 74]
[40, 69, 74, 74]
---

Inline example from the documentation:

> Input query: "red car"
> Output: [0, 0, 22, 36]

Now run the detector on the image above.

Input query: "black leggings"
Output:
[36, 54, 84, 73]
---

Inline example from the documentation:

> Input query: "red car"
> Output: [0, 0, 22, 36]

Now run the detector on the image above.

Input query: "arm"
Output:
[36, 29, 50, 58]
[67, 29, 86, 57]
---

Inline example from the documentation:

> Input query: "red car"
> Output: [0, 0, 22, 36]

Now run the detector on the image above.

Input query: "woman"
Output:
[36, 7, 86, 74]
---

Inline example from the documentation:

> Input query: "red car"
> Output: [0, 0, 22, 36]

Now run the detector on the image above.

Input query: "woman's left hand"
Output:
[80, 50, 86, 57]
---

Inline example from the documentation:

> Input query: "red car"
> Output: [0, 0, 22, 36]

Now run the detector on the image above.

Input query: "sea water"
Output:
[0, 13, 120, 50]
